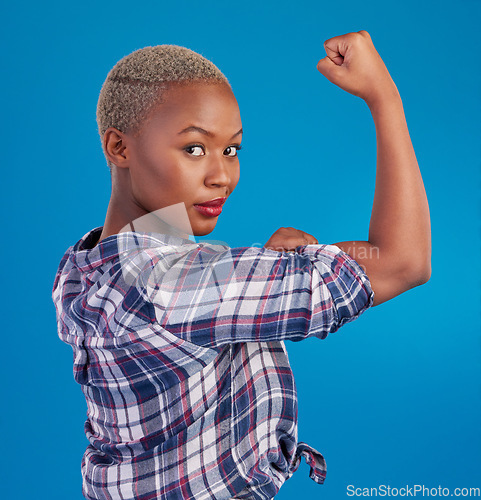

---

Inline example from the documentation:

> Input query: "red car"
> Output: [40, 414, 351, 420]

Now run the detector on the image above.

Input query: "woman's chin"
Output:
[191, 219, 218, 237]
[192, 226, 216, 237]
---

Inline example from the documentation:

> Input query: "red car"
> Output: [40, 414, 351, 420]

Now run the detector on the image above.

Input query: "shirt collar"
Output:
[70, 226, 195, 272]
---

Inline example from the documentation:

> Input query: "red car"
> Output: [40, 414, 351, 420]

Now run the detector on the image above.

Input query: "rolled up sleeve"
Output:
[302, 243, 374, 338]
[133, 242, 374, 348]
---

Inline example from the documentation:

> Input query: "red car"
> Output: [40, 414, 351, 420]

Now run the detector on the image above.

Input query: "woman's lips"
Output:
[193, 204, 223, 217]
[193, 197, 226, 217]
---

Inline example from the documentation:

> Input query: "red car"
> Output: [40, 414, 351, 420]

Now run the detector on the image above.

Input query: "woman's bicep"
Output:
[135, 243, 373, 347]
[330, 240, 427, 307]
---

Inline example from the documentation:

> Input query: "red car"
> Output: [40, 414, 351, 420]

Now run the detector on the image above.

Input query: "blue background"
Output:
[2, 0, 480, 498]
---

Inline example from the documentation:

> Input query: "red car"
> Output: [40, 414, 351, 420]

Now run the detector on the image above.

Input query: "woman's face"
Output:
[120, 81, 242, 237]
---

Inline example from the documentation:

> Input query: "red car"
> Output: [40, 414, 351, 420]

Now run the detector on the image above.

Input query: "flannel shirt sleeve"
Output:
[128, 241, 374, 348]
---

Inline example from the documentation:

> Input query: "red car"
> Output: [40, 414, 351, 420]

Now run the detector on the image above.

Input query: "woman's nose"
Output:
[204, 154, 231, 188]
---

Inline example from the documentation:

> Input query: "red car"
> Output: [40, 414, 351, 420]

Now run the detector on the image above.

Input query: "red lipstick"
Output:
[193, 197, 226, 217]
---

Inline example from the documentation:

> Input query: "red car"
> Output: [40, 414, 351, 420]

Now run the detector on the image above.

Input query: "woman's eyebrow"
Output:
[178, 126, 243, 140]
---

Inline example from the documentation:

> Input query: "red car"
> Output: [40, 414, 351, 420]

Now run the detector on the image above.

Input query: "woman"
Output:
[52, 30, 431, 499]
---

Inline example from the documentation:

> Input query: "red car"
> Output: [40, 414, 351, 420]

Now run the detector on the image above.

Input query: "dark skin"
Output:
[100, 80, 319, 249]
[99, 30, 431, 308]
[99, 81, 244, 241]
[269, 30, 431, 307]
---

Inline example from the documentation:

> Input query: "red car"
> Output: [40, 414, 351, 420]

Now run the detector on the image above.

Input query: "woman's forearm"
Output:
[367, 90, 431, 281]
[320, 31, 431, 304]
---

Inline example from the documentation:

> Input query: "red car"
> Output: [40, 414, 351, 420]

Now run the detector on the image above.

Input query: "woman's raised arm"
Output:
[318, 30, 431, 306]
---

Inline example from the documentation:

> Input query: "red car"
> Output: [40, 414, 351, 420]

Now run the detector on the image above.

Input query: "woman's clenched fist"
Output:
[317, 30, 399, 106]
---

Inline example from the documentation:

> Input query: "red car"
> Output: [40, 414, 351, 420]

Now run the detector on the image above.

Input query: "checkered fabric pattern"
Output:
[52, 226, 374, 499]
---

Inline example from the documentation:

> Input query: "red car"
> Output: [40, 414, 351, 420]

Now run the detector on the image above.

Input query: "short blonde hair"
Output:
[96, 45, 230, 169]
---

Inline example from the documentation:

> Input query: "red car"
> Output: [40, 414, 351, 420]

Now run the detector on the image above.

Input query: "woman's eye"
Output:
[185, 145, 205, 156]
[224, 146, 241, 157]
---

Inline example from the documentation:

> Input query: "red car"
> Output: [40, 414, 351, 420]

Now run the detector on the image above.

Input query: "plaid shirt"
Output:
[52, 226, 374, 500]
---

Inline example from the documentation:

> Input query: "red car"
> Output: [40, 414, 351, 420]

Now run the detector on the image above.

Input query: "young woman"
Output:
[52, 30, 431, 500]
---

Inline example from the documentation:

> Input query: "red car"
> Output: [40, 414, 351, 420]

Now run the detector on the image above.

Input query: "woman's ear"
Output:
[103, 127, 130, 168]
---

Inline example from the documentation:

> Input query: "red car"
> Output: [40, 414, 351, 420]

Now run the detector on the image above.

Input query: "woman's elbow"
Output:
[406, 259, 432, 286]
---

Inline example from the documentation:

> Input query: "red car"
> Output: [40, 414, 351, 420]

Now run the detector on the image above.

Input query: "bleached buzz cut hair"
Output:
[96, 45, 230, 169]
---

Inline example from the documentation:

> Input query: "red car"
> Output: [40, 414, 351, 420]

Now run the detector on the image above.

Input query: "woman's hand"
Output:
[317, 30, 399, 107]
[264, 227, 318, 252]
